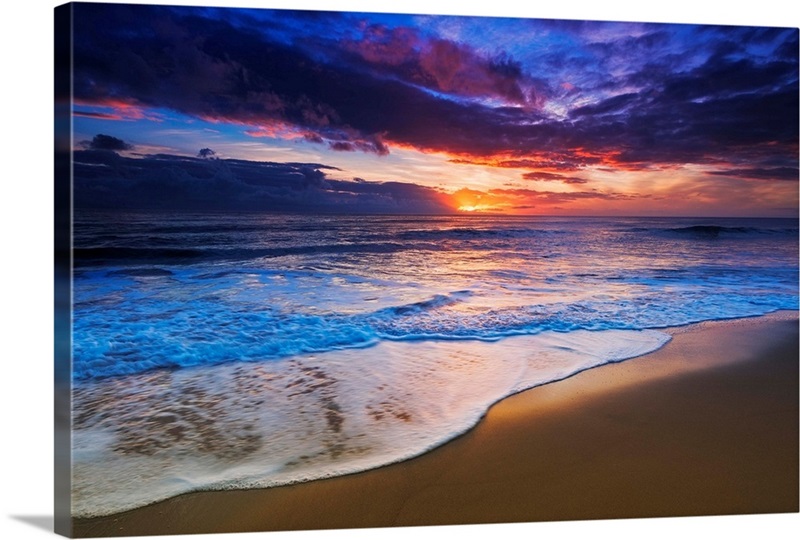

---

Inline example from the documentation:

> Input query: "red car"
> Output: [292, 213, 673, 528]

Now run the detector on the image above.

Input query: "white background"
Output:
[1, 1, 798, 539]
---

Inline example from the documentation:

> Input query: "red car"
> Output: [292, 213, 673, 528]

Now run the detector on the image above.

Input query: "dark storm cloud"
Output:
[81, 134, 133, 151]
[708, 167, 799, 181]
[73, 152, 452, 213]
[562, 49, 799, 168]
[335, 24, 536, 106]
[327, 137, 389, 155]
[72, 4, 798, 178]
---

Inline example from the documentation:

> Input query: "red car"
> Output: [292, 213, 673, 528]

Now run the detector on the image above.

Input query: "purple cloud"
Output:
[70, 4, 798, 182]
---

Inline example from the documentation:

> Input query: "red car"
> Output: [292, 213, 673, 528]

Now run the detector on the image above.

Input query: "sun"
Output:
[458, 204, 494, 212]
[454, 188, 500, 213]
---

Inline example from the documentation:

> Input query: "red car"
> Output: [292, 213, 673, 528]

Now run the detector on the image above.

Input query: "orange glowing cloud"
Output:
[73, 98, 163, 122]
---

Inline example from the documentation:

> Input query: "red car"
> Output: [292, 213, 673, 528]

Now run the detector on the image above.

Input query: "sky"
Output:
[67, 2, 799, 216]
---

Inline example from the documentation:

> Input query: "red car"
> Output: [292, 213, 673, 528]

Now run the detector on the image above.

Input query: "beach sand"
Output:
[73, 312, 798, 537]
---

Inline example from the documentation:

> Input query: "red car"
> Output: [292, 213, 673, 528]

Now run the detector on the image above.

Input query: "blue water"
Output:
[70, 212, 798, 516]
[73, 213, 798, 380]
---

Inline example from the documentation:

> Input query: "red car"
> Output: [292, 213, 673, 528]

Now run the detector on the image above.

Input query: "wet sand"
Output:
[73, 312, 798, 537]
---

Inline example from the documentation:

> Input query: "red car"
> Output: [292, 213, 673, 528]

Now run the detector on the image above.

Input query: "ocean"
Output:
[71, 213, 799, 516]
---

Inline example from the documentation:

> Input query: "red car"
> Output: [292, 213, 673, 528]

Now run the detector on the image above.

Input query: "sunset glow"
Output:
[69, 4, 798, 216]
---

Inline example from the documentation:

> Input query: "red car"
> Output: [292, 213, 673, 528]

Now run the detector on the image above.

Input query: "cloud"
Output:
[73, 98, 163, 122]
[570, 93, 639, 117]
[80, 134, 133, 151]
[489, 187, 639, 204]
[707, 167, 799, 181]
[449, 185, 643, 212]
[449, 157, 588, 171]
[521, 171, 589, 184]
[73, 152, 452, 213]
[70, 4, 798, 181]
[339, 24, 536, 106]
[327, 137, 389, 155]
[73, 110, 123, 120]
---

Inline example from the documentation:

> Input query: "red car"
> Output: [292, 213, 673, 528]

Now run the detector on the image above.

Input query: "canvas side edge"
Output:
[54, 2, 74, 537]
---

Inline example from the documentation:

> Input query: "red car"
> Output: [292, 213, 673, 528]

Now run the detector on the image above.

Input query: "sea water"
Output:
[71, 213, 798, 516]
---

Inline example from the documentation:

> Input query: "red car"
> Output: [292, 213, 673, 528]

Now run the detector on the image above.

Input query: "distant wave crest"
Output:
[634, 224, 799, 239]
[74, 242, 434, 266]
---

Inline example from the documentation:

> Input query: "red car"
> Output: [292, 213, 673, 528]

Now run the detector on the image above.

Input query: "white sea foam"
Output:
[71, 328, 669, 517]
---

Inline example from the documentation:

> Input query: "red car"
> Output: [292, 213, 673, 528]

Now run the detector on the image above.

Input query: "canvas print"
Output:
[54, 2, 799, 537]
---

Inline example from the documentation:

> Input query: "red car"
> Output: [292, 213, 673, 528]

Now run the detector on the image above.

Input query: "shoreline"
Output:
[73, 311, 799, 537]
